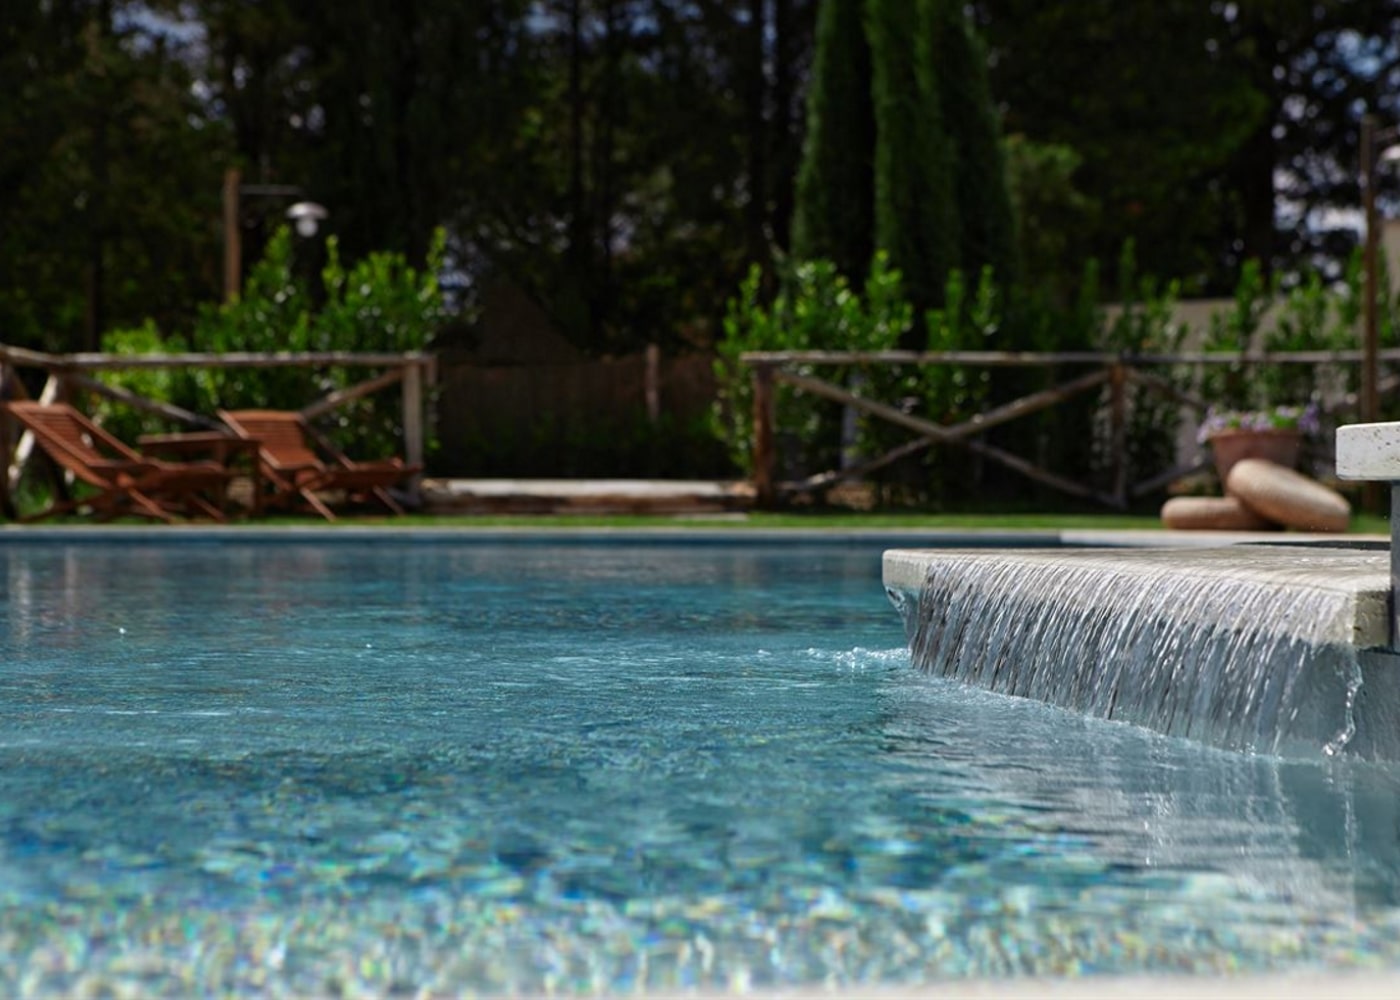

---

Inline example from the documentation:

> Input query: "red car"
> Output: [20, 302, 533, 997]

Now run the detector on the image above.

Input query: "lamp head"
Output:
[286, 201, 329, 237]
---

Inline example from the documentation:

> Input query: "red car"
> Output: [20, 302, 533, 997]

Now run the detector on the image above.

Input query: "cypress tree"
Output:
[790, 0, 1014, 317]
[790, 0, 876, 286]
[868, 0, 959, 313]
[930, 0, 1019, 290]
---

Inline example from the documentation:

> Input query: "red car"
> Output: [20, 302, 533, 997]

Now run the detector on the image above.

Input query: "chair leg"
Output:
[299, 488, 338, 521]
[121, 490, 177, 523]
[371, 486, 406, 516]
[131, 484, 180, 518]
[254, 470, 315, 518]
[87, 489, 173, 523]
[183, 492, 228, 523]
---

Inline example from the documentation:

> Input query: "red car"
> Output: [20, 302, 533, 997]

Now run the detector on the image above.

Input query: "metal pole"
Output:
[1392, 483, 1400, 651]
[1363, 116, 1380, 426]
[1362, 116, 1382, 513]
[1338, 419, 1400, 650]
[1388, 481, 1400, 647]
[222, 167, 242, 303]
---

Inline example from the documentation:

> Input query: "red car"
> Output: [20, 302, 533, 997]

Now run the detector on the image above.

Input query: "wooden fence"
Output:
[434, 350, 721, 477]
[742, 348, 1400, 509]
[5, 341, 1397, 515]
[0, 343, 434, 515]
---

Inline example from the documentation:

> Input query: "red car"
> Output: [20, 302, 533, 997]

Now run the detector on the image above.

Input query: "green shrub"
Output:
[922, 265, 999, 421]
[1097, 241, 1188, 496]
[712, 252, 912, 477]
[92, 321, 203, 443]
[95, 227, 445, 459]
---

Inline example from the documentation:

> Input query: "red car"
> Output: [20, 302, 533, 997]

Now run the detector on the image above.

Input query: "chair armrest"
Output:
[87, 458, 158, 475]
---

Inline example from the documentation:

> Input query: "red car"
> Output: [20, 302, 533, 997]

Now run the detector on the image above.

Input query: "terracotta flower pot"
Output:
[1208, 428, 1301, 484]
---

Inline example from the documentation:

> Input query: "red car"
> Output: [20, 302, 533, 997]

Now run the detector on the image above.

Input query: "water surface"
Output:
[2, 541, 1399, 996]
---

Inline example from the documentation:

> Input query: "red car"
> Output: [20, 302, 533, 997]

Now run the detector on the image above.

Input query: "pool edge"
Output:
[0, 524, 1382, 548]
[589, 970, 1400, 1000]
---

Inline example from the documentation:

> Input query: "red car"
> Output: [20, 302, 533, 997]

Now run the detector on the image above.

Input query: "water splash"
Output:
[892, 552, 1368, 758]
[1324, 659, 1364, 757]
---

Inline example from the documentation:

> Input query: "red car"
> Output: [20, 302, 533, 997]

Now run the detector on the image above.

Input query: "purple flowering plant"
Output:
[1196, 402, 1321, 445]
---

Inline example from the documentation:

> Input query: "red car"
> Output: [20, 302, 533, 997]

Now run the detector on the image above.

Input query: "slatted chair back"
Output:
[7, 402, 146, 487]
[219, 408, 417, 521]
[3, 401, 229, 522]
[218, 410, 322, 471]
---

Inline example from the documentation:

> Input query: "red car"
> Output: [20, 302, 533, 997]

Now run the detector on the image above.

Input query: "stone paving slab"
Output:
[420, 477, 757, 514]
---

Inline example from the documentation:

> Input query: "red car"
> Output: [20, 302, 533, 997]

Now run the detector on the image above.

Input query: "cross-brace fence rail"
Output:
[741, 349, 1400, 509]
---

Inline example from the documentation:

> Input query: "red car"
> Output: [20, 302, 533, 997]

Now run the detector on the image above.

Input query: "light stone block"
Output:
[1336, 421, 1400, 480]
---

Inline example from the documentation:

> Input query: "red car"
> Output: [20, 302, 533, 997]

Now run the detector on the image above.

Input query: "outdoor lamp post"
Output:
[285, 202, 329, 238]
[1360, 115, 1400, 512]
[221, 167, 329, 302]
[1360, 116, 1400, 425]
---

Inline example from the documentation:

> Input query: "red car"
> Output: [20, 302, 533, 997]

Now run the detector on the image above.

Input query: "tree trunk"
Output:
[1237, 122, 1276, 272]
[82, 0, 117, 352]
[745, 0, 769, 263]
[769, 0, 798, 253]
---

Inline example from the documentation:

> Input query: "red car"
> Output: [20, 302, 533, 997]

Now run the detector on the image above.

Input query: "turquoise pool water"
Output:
[3, 540, 1400, 996]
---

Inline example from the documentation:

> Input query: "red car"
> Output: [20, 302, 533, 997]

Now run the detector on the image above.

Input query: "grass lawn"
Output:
[393, 511, 1168, 530]
[5, 486, 1389, 534]
[127, 508, 1386, 534]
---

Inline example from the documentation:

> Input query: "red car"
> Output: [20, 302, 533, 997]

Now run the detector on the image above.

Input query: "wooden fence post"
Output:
[752, 362, 776, 508]
[402, 358, 425, 494]
[645, 343, 661, 424]
[1109, 361, 1128, 508]
[0, 365, 11, 519]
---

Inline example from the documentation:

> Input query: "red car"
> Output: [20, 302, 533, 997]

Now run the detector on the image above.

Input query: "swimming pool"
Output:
[3, 538, 1400, 996]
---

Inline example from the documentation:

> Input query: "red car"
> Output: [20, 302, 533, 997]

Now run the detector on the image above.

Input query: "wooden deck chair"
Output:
[218, 409, 420, 521]
[4, 402, 231, 523]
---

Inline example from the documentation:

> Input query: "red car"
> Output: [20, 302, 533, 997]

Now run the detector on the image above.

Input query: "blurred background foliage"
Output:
[7, 1, 1400, 502]
[6, 0, 1400, 357]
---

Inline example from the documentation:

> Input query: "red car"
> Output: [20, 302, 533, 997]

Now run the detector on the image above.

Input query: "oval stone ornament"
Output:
[1226, 458, 1351, 532]
[1160, 495, 1277, 531]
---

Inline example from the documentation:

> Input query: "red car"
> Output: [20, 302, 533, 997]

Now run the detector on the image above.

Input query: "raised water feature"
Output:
[884, 545, 1400, 759]
[885, 420, 1400, 762]
[1338, 419, 1400, 647]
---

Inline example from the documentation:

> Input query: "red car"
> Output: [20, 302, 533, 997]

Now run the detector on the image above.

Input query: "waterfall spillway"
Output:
[885, 546, 1397, 759]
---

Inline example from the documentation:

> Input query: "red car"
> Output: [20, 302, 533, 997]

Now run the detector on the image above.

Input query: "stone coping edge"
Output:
[882, 544, 1393, 649]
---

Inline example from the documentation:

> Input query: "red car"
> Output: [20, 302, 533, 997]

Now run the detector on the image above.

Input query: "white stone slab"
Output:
[1336, 420, 1400, 480]
[884, 545, 1393, 649]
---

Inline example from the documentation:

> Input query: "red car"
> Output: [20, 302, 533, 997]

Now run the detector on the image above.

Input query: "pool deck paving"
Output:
[420, 476, 758, 515]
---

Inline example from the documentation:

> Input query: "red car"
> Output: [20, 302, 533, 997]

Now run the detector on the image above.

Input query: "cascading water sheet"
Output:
[886, 547, 1393, 758]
